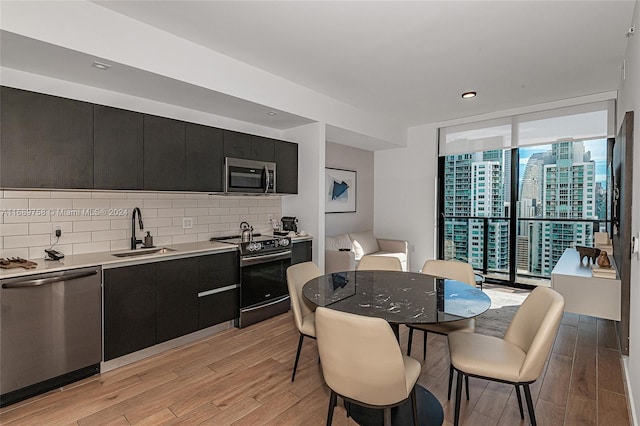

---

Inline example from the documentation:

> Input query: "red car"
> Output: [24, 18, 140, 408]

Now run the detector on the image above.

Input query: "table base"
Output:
[345, 384, 443, 426]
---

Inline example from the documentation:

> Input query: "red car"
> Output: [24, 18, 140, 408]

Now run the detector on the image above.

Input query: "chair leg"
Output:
[383, 407, 392, 426]
[523, 384, 537, 426]
[514, 384, 524, 419]
[454, 370, 463, 426]
[326, 390, 337, 426]
[407, 327, 414, 356]
[292, 333, 305, 382]
[422, 331, 427, 361]
[447, 364, 454, 400]
[411, 386, 418, 426]
[465, 374, 470, 401]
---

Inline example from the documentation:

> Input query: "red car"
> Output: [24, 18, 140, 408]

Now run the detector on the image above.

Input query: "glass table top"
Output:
[302, 270, 491, 325]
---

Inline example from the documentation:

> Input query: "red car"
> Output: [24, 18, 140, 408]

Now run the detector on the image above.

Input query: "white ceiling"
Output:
[1, 1, 635, 139]
[91, 0, 635, 126]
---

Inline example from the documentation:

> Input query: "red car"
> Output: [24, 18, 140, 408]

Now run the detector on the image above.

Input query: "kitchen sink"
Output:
[111, 247, 176, 258]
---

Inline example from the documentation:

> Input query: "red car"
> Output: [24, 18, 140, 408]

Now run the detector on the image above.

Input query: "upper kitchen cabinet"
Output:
[143, 115, 186, 191]
[250, 135, 275, 162]
[223, 131, 275, 163]
[185, 123, 224, 192]
[275, 140, 298, 194]
[223, 130, 252, 160]
[94, 105, 144, 190]
[1, 86, 93, 189]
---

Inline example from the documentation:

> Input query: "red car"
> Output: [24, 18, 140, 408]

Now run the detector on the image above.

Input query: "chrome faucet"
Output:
[131, 207, 144, 250]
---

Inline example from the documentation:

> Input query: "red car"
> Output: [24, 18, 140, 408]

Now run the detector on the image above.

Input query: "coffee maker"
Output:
[281, 216, 298, 234]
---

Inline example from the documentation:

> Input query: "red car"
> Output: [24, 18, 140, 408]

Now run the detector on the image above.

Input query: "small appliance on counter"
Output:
[274, 216, 298, 236]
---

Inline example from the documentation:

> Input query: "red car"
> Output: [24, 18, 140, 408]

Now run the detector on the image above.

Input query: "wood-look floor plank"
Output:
[0, 307, 631, 426]
[598, 388, 630, 426]
[564, 393, 596, 426]
[561, 312, 580, 327]
[597, 347, 626, 395]
[570, 322, 597, 400]
[597, 319, 618, 349]
[538, 353, 572, 408]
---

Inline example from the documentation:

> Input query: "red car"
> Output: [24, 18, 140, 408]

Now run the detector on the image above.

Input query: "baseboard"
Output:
[622, 355, 638, 425]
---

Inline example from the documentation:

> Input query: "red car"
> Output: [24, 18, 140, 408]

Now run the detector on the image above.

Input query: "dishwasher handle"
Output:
[2, 269, 98, 289]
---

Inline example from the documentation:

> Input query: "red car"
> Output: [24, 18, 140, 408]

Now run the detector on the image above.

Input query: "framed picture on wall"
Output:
[325, 167, 356, 213]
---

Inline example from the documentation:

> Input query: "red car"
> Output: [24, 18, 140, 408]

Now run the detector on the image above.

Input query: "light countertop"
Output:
[0, 234, 313, 280]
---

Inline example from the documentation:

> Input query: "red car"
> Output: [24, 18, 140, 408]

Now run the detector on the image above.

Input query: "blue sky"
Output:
[518, 139, 608, 184]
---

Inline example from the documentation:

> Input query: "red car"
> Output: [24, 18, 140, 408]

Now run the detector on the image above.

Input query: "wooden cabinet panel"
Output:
[274, 140, 298, 194]
[250, 135, 275, 162]
[223, 130, 252, 160]
[185, 123, 224, 192]
[199, 288, 240, 329]
[0, 86, 93, 189]
[143, 115, 186, 190]
[156, 258, 199, 343]
[292, 241, 313, 265]
[197, 252, 239, 292]
[103, 264, 157, 361]
[94, 105, 144, 190]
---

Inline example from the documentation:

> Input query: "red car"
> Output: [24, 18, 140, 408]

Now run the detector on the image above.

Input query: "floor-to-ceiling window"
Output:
[438, 101, 614, 286]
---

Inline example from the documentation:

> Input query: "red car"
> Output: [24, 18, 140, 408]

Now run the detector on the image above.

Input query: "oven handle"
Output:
[263, 165, 270, 193]
[241, 250, 292, 267]
[241, 295, 290, 313]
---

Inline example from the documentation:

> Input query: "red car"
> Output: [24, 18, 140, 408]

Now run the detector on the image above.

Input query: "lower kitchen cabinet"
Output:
[103, 263, 156, 361]
[291, 240, 313, 265]
[156, 258, 199, 343]
[103, 251, 240, 361]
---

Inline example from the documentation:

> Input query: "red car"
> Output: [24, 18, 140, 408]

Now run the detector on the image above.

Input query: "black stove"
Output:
[211, 234, 291, 257]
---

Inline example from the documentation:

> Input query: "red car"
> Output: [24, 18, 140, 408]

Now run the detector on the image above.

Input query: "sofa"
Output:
[325, 230, 409, 273]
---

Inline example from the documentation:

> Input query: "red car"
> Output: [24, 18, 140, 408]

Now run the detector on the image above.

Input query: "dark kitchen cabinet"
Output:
[250, 135, 275, 162]
[0, 86, 93, 189]
[185, 123, 224, 192]
[156, 258, 199, 343]
[103, 263, 157, 361]
[94, 105, 144, 190]
[143, 115, 186, 191]
[275, 140, 298, 194]
[223, 131, 275, 163]
[223, 130, 252, 160]
[291, 240, 312, 265]
[197, 252, 240, 329]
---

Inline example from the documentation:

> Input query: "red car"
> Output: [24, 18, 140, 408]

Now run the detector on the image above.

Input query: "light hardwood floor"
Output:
[0, 307, 631, 425]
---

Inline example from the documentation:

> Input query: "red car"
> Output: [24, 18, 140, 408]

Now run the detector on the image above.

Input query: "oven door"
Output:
[239, 250, 292, 328]
[240, 250, 292, 308]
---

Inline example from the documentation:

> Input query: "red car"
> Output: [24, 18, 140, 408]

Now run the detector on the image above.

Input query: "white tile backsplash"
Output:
[0, 191, 281, 259]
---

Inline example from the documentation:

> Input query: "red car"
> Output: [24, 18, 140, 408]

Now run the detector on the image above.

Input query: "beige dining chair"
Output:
[357, 255, 403, 271]
[286, 261, 321, 381]
[406, 259, 477, 361]
[448, 286, 565, 426]
[315, 307, 421, 426]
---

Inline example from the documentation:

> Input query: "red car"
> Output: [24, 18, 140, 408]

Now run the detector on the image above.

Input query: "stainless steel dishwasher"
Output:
[0, 266, 102, 407]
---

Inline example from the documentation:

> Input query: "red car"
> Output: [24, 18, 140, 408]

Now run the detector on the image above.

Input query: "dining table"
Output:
[302, 270, 492, 426]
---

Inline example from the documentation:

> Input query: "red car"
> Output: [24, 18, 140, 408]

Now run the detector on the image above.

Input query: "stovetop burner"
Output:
[211, 234, 291, 256]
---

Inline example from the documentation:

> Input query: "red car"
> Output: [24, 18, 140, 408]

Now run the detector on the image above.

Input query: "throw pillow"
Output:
[349, 230, 380, 260]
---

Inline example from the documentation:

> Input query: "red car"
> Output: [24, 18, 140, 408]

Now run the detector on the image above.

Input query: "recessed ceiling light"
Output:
[91, 61, 111, 71]
[461, 91, 477, 99]
[267, 111, 278, 116]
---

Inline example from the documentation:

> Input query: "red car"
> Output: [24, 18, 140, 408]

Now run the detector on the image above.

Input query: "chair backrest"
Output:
[504, 287, 565, 382]
[357, 255, 402, 271]
[315, 307, 409, 406]
[286, 262, 321, 332]
[421, 259, 476, 286]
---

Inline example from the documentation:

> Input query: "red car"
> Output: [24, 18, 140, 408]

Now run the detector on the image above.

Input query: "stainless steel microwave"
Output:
[225, 157, 276, 194]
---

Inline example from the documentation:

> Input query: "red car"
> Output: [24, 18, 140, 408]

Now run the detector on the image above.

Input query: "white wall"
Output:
[374, 124, 439, 272]
[282, 122, 326, 270]
[325, 142, 374, 236]
[616, 0, 639, 422]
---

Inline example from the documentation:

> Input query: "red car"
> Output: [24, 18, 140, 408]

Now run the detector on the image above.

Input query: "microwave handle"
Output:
[263, 165, 270, 193]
